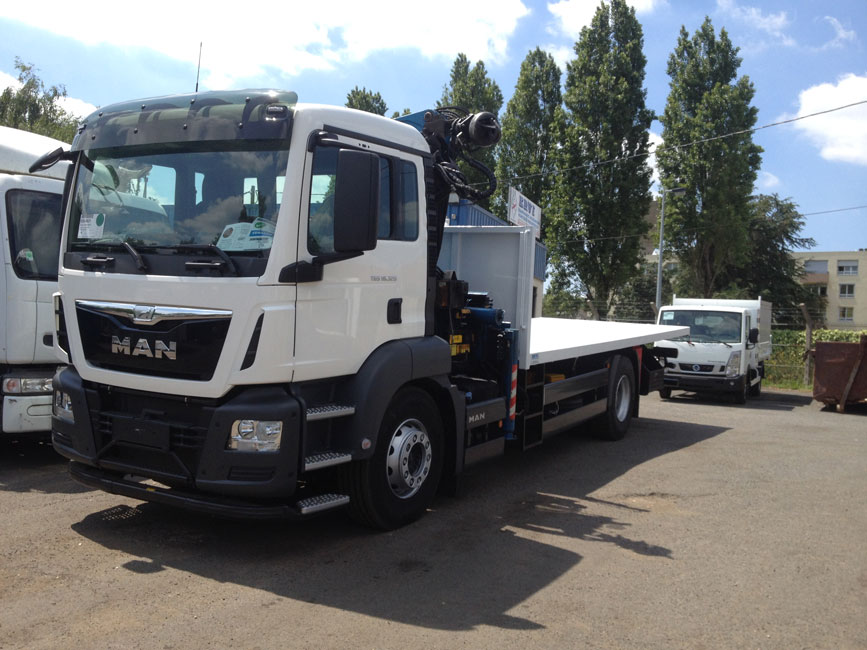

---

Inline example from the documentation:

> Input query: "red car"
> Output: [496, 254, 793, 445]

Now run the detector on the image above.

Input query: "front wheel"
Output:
[343, 386, 444, 530]
[659, 387, 672, 399]
[592, 355, 636, 441]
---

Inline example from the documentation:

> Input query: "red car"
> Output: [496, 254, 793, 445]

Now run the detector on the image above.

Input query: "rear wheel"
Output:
[343, 387, 444, 530]
[592, 355, 635, 441]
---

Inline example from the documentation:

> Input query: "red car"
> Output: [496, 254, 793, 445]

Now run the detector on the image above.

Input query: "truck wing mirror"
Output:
[333, 149, 379, 253]
[748, 328, 759, 344]
[28, 147, 74, 174]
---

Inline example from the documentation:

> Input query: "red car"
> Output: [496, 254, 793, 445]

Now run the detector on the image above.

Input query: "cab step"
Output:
[306, 404, 356, 421]
[296, 493, 350, 515]
[304, 452, 352, 471]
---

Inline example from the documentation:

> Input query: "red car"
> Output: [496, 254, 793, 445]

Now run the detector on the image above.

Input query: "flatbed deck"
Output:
[528, 318, 689, 366]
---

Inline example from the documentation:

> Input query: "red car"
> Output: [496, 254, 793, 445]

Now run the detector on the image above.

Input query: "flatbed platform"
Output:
[528, 318, 688, 366]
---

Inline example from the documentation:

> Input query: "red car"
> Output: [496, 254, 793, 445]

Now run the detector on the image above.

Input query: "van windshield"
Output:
[660, 309, 742, 344]
[67, 141, 289, 255]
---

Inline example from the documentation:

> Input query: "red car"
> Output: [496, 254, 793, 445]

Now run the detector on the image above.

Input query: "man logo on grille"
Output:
[111, 335, 177, 360]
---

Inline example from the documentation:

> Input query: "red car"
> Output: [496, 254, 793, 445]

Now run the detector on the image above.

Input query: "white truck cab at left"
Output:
[0, 127, 68, 435]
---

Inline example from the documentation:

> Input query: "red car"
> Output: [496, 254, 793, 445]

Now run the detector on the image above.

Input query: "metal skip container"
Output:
[812, 335, 867, 412]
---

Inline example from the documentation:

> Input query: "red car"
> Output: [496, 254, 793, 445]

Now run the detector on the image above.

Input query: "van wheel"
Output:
[733, 376, 748, 404]
[592, 355, 635, 441]
[343, 387, 444, 530]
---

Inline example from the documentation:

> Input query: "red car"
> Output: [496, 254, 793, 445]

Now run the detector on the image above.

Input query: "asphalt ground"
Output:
[1, 389, 865, 649]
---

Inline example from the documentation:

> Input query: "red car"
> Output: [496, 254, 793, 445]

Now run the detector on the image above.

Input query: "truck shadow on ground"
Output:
[661, 389, 813, 412]
[0, 437, 90, 495]
[71, 416, 726, 632]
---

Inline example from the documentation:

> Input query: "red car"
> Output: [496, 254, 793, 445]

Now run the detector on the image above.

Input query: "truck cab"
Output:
[0, 127, 68, 436]
[655, 297, 772, 403]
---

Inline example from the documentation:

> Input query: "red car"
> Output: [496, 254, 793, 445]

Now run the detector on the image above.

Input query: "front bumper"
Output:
[51, 366, 301, 500]
[3, 394, 53, 434]
[663, 372, 745, 394]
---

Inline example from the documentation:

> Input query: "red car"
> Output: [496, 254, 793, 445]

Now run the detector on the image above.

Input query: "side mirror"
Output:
[333, 150, 379, 253]
[748, 328, 759, 345]
[28, 147, 73, 174]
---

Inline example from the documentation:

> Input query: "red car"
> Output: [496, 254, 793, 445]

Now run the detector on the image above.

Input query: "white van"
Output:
[0, 126, 68, 436]
[656, 297, 772, 403]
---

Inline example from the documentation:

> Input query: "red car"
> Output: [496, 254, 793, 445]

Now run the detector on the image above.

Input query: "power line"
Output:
[501, 99, 867, 186]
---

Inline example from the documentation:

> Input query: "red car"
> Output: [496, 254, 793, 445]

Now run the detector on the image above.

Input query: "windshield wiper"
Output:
[172, 244, 240, 276]
[79, 239, 147, 272]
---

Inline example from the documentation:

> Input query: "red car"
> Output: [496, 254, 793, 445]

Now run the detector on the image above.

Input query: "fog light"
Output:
[227, 420, 282, 452]
[54, 391, 74, 423]
[3, 377, 21, 394]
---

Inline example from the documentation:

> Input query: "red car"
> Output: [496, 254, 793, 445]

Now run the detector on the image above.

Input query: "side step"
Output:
[306, 404, 356, 421]
[296, 493, 350, 515]
[304, 452, 352, 471]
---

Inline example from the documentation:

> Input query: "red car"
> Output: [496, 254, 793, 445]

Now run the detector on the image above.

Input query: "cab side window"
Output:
[307, 146, 419, 255]
[6, 189, 62, 280]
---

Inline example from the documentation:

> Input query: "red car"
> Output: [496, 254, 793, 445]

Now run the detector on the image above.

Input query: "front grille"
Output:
[76, 304, 230, 381]
[679, 363, 716, 373]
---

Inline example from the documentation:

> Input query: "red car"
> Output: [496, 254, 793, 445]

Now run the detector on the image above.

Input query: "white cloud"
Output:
[716, 0, 795, 47]
[547, 0, 663, 40]
[757, 170, 780, 190]
[545, 44, 575, 73]
[790, 73, 867, 166]
[815, 16, 857, 51]
[0, 1, 530, 88]
[0, 69, 21, 91]
[59, 96, 98, 119]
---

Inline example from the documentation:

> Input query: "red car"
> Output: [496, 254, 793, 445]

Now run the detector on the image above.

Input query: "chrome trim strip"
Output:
[75, 300, 232, 325]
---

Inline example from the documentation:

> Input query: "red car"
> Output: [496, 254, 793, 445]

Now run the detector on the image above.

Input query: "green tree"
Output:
[345, 86, 388, 115]
[720, 194, 823, 326]
[658, 18, 762, 298]
[493, 48, 562, 230]
[547, 0, 654, 319]
[440, 54, 503, 209]
[0, 58, 78, 141]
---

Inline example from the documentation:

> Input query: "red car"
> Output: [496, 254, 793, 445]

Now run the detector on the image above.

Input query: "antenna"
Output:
[195, 42, 202, 93]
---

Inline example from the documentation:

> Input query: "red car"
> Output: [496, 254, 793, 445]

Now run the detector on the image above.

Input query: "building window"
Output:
[839, 306, 854, 322]
[838, 260, 858, 276]
[804, 259, 828, 273]
[813, 285, 828, 297]
[839, 284, 855, 298]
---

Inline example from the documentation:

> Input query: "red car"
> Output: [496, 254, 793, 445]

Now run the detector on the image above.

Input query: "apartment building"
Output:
[794, 250, 867, 329]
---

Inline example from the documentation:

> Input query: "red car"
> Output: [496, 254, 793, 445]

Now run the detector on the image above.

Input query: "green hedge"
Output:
[765, 329, 867, 389]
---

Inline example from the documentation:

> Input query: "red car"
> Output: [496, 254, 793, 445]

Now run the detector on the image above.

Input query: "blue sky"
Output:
[1, 0, 864, 252]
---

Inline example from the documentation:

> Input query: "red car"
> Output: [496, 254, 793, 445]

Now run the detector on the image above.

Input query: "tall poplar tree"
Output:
[658, 18, 762, 298]
[547, 0, 654, 319]
[440, 54, 503, 209]
[493, 48, 562, 230]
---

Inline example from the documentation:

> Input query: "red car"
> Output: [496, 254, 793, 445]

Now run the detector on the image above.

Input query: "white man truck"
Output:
[1, 127, 68, 437]
[38, 90, 687, 528]
[656, 297, 772, 403]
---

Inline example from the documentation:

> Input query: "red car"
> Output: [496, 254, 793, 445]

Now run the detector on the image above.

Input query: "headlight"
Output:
[53, 391, 75, 423]
[3, 376, 54, 394]
[725, 351, 742, 377]
[227, 419, 283, 452]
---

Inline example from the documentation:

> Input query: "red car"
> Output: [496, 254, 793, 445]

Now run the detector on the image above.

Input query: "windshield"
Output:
[660, 309, 742, 343]
[67, 141, 289, 255]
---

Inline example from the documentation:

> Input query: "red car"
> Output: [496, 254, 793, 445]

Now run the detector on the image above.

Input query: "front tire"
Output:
[733, 376, 748, 405]
[592, 355, 636, 441]
[344, 386, 444, 530]
[659, 387, 672, 399]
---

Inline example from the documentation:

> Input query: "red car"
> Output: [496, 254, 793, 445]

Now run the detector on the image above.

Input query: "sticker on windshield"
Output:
[78, 213, 106, 239]
[662, 312, 674, 321]
[217, 220, 275, 251]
